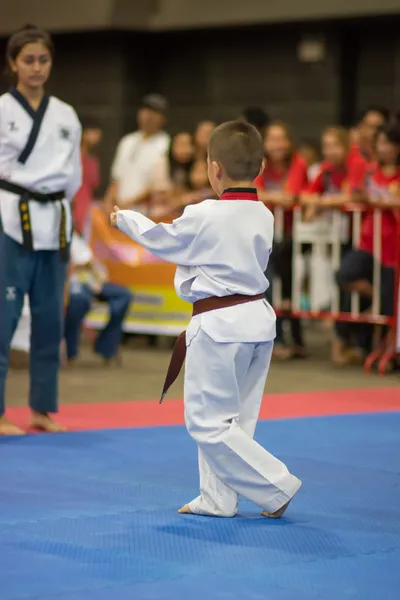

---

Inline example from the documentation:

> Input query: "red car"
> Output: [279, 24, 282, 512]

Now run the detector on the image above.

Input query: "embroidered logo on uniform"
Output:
[8, 121, 18, 131]
[6, 287, 16, 301]
[60, 127, 71, 140]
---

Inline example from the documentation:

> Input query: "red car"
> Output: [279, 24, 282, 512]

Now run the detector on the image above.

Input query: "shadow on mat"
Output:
[157, 518, 346, 559]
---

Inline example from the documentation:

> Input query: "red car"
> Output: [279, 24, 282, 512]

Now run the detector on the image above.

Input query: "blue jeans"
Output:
[64, 282, 133, 359]
[0, 231, 66, 415]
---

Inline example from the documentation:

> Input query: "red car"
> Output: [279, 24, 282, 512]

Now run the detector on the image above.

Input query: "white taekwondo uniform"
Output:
[116, 187, 301, 516]
[0, 87, 82, 416]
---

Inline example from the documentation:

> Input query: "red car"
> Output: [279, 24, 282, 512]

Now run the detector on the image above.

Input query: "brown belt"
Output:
[160, 293, 265, 403]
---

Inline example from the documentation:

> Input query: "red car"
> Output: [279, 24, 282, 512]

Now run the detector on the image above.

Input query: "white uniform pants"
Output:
[184, 329, 301, 517]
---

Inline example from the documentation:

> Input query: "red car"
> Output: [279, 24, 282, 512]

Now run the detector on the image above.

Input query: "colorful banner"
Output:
[85, 206, 191, 335]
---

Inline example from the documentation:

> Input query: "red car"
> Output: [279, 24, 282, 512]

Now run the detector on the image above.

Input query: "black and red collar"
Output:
[220, 187, 259, 201]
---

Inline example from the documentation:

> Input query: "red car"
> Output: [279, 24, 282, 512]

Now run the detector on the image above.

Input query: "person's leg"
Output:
[333, 250, 373, 363]
[289, 318, 306, 356]
[380, 267, 395, 318]
[94, 283, 133, 360]
[64, 284, 93, 360]
[183, 330, 301, 516]
[271, 240, 297, 359]
[29, 250, 67, 432]
[0, 233, 30, 434]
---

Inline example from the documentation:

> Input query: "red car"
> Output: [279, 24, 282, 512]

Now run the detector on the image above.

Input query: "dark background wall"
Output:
[0, 17, 399, 184]
[1, 0, 400, 33]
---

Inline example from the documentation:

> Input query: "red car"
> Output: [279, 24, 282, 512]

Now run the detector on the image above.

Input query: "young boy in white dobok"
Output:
[111, 121, 302, 518]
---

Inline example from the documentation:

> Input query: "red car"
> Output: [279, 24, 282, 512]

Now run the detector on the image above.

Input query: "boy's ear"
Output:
[258, 159, 266, 178]
[213, 160, 223, 180]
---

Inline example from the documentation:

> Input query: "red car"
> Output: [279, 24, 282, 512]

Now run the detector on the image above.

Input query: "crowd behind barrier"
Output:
[11, 101, 400, 374]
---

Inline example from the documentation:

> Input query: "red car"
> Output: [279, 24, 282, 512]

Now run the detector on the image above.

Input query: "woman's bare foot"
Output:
[0, 416, 26, 436]
[178, 504, 193, 514]
[30, 411, 67, 433]
[262, 500, 291, 519]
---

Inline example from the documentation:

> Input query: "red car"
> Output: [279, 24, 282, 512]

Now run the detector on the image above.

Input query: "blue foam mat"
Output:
[1, 413, 400, 600]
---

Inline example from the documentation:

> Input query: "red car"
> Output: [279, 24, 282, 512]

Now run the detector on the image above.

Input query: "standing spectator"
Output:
[240, 107, 270, 137]
[104, 94, 170, 214]
[73, 117, 102, 234]
[254, 121, 309, 360]
[194, 121, 216, 160]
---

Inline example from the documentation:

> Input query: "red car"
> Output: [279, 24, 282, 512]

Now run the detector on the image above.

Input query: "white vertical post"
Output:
[292, 207, 302, 312]
[331, 210, 342, 314]
[272, 206, 284, 308]
[351, 210, 362, 318]
[372, 209, 382, 317]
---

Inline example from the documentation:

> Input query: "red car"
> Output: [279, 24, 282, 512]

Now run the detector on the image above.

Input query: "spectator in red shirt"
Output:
[73, 118, 102, 234]
[301, 126, 366, 222]
[334, 122, 400, 362]
[254, 121, 309, 359]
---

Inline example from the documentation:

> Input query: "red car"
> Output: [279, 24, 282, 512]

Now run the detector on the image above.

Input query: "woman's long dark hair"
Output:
[376, 122, 400, 166]
[167, 132, 194, 189]
[264, 120, 295, 169]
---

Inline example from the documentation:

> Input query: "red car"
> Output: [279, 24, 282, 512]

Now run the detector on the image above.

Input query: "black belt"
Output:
[0, 179, 69, 262]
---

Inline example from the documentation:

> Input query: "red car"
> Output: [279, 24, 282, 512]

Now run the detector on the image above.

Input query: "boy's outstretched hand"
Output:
[110, 206, 120, 228]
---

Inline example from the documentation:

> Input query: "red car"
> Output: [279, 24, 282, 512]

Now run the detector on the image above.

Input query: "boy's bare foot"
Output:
[30, 411, 67, 433]
[0, 416, 25, 436]
[178, 504, 193, 514]
[262, 500, 291, 519]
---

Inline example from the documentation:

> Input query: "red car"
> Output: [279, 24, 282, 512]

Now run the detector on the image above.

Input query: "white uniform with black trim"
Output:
[116, 195, 301, 516]
[0, 90, 82, 249]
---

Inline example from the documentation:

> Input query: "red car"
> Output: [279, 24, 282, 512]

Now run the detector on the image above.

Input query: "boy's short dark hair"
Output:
[208, 121, 264, 181]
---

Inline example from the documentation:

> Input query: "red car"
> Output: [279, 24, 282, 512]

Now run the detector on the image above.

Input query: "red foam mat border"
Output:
[5, 387, 400, 433]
